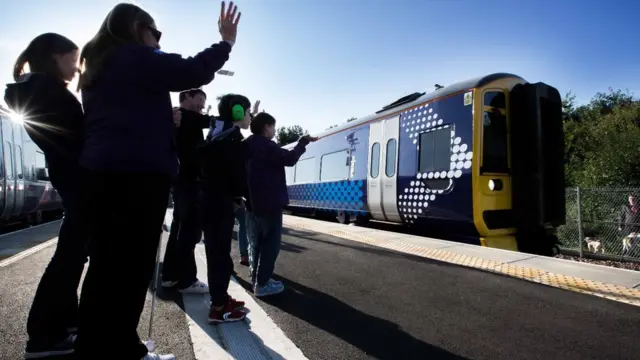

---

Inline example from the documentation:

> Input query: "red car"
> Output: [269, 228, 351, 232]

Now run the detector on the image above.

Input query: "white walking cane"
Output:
[145, 230, 164, 352]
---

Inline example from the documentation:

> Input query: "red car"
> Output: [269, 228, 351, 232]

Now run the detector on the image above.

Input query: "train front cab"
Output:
[472, 76, 565, 256]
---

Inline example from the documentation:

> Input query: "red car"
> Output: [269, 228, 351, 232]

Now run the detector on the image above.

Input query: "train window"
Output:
[482, 91, 509, 174]
[16, 145, 23, 179]
[294, 157, 315, 183]
[370, 143, 380, 178]
[320, 150, 350, 182]
[4, 142, 13, 180]
[285, 166, 295, 186]
[418, 127, 451, 173]
[385, 139, 397, 177]
[35, 151, 46, 168]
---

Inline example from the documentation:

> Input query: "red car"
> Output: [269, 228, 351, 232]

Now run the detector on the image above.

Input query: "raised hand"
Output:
[219, 1, 241, 43]
[302, 135, 319, 142]
[252, 100, 261, 116]
[172, 107, 181, 127]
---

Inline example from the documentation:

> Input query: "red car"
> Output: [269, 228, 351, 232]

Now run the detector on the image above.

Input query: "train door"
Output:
[13, 122, 25, 216]
[367, 122, 384, 220]
[1, 118, 15, 220]
[367, 116, 401, 222]
[381, 116, 401, 222]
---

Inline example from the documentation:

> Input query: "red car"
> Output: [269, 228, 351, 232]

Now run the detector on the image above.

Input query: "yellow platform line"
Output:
[283, 218, 640, 307]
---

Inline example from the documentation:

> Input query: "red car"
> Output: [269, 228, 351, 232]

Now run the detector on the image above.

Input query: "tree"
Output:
[562, 88, 640, 187]
[276, 125, 308, 146]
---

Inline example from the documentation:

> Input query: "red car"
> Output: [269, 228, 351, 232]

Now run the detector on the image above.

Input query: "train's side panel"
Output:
[286, 124, 370, 218]
[22, 125, 47, 216]
[396, 92, 476, 232]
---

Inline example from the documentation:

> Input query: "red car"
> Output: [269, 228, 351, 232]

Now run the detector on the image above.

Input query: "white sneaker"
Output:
[179, 280, 209, 293]
[142, 353, 176, 360]
[162, 280, 178, 288]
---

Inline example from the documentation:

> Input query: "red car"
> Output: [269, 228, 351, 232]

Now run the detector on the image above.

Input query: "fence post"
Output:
[576, 187, 584, 257]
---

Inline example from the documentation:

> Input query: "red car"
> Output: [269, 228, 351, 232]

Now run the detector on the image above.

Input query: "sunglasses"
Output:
[145, 24, 162, 42]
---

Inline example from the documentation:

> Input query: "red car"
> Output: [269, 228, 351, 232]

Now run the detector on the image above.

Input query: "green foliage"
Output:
[563, 88, 640, 187]
[276, 125, 308, 146]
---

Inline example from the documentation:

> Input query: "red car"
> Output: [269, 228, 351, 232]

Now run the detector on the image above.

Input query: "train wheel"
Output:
[336, 211, 350, 225]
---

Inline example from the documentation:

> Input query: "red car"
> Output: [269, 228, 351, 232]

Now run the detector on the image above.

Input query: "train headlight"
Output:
[488, 179, 503, 191]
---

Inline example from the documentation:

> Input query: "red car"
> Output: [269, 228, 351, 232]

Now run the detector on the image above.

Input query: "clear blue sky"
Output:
[1, 0, 639, 134]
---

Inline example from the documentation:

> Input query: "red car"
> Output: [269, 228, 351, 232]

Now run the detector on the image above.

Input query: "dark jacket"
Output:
[619, 204, 640, 234]
[4, 73, 84, 196]
[198, 119, 246, 200]
[4, 73, 84, 169]
[175, 108, 211, 183]
[244, 135, 309, 216]
[80, 41, 232, 177]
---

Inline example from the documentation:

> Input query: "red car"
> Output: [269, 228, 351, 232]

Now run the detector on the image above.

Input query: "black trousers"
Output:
[26, 165, 88, 347]
[74, 169, 170, 359]
[162, 182, 201, 288]
[198, 188, 235, 307]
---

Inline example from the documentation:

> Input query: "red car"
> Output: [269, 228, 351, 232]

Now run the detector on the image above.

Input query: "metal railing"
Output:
[557, 187, 640, 261]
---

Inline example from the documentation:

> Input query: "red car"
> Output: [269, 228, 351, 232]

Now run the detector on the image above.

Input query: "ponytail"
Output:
[12, 49, 30, 81]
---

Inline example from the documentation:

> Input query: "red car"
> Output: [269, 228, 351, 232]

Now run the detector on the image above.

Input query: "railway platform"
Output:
[0, 213, 639, 360]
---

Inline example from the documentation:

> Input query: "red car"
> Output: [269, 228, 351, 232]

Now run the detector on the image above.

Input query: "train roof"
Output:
[283, 72, 525, 149]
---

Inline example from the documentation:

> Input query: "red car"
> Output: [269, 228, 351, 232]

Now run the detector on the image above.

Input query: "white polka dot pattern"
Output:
[399, 104, 473, 224]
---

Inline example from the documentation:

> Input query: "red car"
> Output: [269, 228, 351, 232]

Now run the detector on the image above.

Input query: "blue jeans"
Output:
[246, 212, 283, 286]
[235, 206, 249, 257]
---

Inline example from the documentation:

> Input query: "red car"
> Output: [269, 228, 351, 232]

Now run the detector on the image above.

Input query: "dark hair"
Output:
[250, 112, 276, 135]
[13, 33, 78, 81]
[179, 89, 207, 103]
[78, 3, 156, 90]
[217, 93, 251, 121]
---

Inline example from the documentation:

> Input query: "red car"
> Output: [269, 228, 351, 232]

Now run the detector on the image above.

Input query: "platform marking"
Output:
[0, 237, 58, 267]
[184, 244, 309, 360]
[283, 216, 640, 307]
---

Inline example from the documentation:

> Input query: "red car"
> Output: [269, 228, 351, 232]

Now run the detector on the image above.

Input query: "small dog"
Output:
[622, 232, 638, 254]
[585, 237, 604, 253]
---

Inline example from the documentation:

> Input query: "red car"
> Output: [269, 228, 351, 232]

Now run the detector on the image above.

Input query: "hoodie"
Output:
[175, 108, 211, 184]
[4, 73, 84, 170]
[80, 41, 232, 177]
[244, 135, 309, 216]
[199, 118, 247, 200]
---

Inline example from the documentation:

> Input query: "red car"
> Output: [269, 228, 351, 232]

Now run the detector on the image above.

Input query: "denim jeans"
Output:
[235, 206, 249, 257]
[246, 212, 283, 286]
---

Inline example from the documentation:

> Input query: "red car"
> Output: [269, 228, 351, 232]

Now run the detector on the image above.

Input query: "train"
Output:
[282, 73, 566, 256]
[0, 110, 64, 227]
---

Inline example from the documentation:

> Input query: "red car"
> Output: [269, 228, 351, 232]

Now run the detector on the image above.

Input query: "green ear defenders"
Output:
[231, 104, 245, 122]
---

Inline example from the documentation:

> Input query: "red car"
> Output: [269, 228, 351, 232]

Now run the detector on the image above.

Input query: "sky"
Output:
[1, 0, 639, 136]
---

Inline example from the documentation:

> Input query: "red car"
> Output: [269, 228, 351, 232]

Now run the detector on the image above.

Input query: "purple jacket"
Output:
[244, 135, 309, 215]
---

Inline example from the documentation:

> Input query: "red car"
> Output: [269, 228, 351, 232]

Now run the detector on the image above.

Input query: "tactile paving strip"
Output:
[283, 217, 640, 307]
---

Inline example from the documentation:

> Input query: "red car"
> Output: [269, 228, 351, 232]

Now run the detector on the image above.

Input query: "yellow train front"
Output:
[284, 73, 565, 256]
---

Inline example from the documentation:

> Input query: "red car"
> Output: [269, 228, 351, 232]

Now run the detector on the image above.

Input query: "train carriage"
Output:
[283, 73, 565, 256]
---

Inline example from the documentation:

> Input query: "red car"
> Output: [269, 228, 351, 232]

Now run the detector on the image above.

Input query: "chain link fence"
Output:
[558, 187, 640, 261]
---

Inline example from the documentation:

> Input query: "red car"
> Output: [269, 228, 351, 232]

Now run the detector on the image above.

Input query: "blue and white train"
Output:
[282, 73, 566, 256]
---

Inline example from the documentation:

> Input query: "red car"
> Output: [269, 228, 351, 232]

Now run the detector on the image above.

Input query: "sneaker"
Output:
[142, 353, 176, 360]
[179, 280, 209, 293]
[240, 256, 249, 266]
[208, 301, 247, 324]
[227, 296, 246, 311]
[162, 280, 178, 288]
[208, 296, 246, 312]
[254, 279, 284, 297]
[25, 334, 76, 359]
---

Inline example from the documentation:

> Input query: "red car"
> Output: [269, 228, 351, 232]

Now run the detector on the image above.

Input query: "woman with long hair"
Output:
[4, 32, 86, 359]
[74, 2, 240, 359]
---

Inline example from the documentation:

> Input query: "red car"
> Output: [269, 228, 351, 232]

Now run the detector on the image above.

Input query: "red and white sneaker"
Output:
[208, 300, 247, 324]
